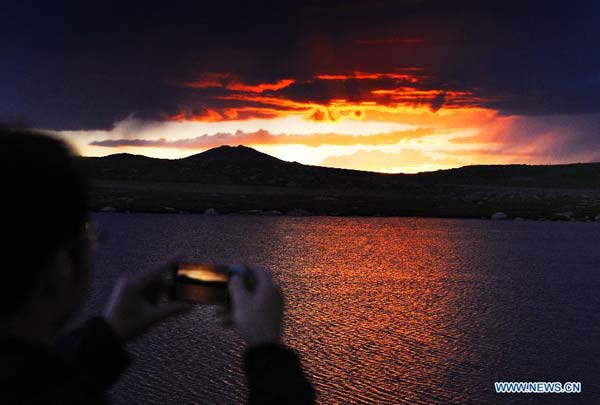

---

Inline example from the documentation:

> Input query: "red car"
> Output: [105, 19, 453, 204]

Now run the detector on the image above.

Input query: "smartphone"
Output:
[171, 262, 249, 304]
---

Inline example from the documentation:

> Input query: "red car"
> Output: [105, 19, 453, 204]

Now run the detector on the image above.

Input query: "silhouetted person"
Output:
[0, 128, 315, 404]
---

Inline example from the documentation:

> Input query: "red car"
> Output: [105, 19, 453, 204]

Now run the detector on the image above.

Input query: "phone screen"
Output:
[172, 263, 230, 304]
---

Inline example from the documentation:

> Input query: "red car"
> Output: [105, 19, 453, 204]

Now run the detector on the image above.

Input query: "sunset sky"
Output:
[2, 1, 600, 172]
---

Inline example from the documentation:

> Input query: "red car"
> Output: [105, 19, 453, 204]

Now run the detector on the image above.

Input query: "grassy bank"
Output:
[91, 180, 600, 221]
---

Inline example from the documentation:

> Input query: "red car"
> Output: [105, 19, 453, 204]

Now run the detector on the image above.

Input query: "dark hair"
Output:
[0, 128, 90, 316]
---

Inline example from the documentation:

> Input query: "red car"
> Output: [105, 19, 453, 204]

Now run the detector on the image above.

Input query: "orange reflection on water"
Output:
[252, 217, 490, 404]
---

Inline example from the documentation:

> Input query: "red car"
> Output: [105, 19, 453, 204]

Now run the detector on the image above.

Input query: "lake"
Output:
[77, 214, 600, 404]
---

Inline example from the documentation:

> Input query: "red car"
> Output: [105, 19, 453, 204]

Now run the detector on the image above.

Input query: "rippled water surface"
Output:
[78, 214, 600, 404]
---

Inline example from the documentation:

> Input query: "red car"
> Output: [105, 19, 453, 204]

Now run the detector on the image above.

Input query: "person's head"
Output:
[0, 127, 92, 340]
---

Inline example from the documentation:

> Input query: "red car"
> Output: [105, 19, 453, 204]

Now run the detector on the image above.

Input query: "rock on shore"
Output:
[491, 212, 508, 220]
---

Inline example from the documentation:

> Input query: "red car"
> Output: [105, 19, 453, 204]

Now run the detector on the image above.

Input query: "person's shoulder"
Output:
[0, 336, 107, 404]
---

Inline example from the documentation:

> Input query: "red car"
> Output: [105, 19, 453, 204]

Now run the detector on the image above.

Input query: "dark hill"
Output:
[416, 163, 600, 188]
[77, 145, 394, 189]
[77, 145, 600, 220]
[185, 145, 283, 163]
[77, 145, 600, 189]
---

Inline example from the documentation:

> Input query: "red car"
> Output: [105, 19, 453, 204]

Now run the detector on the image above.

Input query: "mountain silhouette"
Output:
[184, 145, 282, 164]
[77, 144, 600, 189]
[75, 145, 600, 220]
[78, 145, 382, 188]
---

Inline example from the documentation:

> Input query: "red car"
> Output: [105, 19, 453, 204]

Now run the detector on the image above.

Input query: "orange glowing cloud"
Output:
[180, 73, 295, 93]
[168, 106, 285, 122]
[69, 107, 600, 173]
[90, 127, 434, 149]
[170, 69, 492, 124]
[370, 88, 495, 112]
[169, 108, 225, 122]
[136, 68, 560, 172]
[213, 92, 488, 123]
[316, 71, 420, 83]
[226, 79, 296, 92]
[213, 94, 377, 122]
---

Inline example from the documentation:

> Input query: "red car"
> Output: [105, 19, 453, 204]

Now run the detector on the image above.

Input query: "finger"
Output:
[246, 266, 272, 294]
[132, 258, 182, 289]
[228, 274, 250, 306]
[228, 264, 247, 278]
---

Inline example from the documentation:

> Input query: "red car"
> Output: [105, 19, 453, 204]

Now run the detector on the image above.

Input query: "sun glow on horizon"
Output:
[53, 104, 597, 174]
[48, 65, 580, 173]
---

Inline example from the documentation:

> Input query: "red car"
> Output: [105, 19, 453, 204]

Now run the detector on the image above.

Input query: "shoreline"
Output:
[89, 180, 600, 223]
[92, 207, 600, 223]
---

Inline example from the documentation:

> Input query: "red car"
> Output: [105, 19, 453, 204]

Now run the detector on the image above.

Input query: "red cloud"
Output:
[168, 70, 492, 122]
[226, 79, 296, 92]
[180, 73, 295, 93]
[316, 71, 420, 83]
[169, 108, 224, 122]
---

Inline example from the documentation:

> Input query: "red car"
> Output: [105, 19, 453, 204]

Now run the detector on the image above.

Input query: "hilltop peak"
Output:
[97, 152, 156, 161]
[183, 144, 283, 163]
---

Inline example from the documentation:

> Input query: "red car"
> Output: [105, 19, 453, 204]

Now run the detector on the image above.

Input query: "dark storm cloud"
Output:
[2, 1, 600, 129]
[452, 112, 600, 162]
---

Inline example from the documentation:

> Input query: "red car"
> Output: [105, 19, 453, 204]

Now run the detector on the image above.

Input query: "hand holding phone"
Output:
[103, 260, 192, 341]
[171, 262, 282, 346]
[171, 263, 255, 304]
[228, 266, 283, 346]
